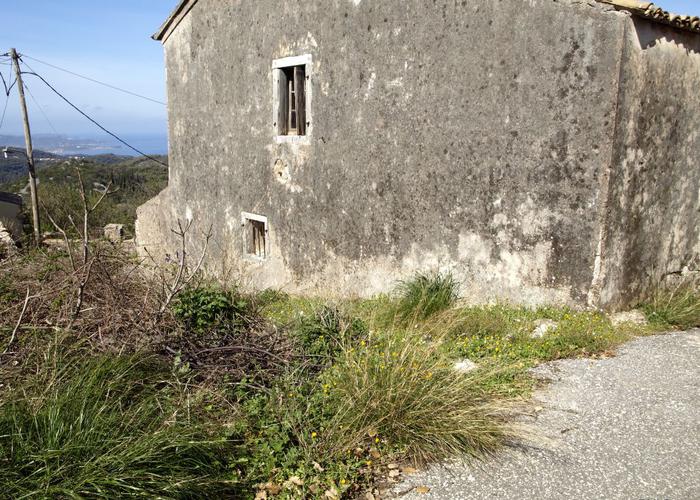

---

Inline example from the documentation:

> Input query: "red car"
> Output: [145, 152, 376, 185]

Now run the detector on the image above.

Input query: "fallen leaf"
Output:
[313, 461, 325, 472]
[388, 470, 401, 478]
[325, 487, 339, 499]
[264, 482, 282, 495]
[254, 491, 268, 500]
[387, 463, 399, 470]
[284, 476, 304, 489]
[370, 448, 381, 459]
[401, 467, 418, 475]
[365, 493, 376, 500]
[415, 486, 431, 494]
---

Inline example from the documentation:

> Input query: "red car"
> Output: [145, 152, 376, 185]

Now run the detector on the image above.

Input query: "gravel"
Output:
[391, 330, 700, 499]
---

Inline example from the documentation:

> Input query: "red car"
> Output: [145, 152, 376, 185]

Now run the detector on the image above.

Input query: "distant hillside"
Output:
[1, 155, 169, 237]
[0, 149, 64, 184]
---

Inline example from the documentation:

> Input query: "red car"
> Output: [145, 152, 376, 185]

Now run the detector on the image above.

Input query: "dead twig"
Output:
[2, 287, 31, 355]
[157, 219, 213, 315]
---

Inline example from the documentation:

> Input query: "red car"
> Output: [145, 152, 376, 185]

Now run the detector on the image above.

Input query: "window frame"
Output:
[272, 54, 312, 144]
[241, 212, 269, 261]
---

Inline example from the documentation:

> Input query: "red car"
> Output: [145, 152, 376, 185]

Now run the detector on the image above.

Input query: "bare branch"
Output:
[2, 287, 30, 355]
[90, 179, 119, 212]
[41, 202, 76, 271]
[157, 220, 213, 315]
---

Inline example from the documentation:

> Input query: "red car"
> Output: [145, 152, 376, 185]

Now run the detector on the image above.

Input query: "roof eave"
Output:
[152, 0, 199, 43]
[597, 0, 700, 34]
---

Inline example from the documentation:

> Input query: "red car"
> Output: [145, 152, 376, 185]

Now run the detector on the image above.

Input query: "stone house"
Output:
[0, 191, 23, 241]
[136, 0, 700, 309]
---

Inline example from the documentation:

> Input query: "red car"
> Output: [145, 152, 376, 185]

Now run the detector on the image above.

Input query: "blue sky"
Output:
[0, 1, 177, 138]
[0, 0, 698, 139]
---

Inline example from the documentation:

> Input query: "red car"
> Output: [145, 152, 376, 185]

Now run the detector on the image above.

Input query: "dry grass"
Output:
[641, 283, 700, 330]
[322, 329, 521, 465]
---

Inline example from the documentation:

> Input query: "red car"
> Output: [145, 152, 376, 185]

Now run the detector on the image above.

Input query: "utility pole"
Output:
[10, 48, 41, 245]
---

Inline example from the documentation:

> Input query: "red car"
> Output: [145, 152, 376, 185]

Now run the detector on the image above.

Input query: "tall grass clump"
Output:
[641, 283, 700, 330]
[392, 272, 459, 324]
[0, 339, 235, 498]
[322, 330, 518, 464]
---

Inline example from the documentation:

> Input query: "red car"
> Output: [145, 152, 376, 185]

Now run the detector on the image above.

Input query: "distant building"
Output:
[137, 0, 700, 309]
[0, 191, 23, 241]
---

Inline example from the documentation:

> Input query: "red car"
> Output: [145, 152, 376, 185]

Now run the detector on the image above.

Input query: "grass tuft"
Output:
[392, 272, 459, 324]
[641, 283, 700, 330]
[322, 329, 518, 465]
[0, 337, 235, 498]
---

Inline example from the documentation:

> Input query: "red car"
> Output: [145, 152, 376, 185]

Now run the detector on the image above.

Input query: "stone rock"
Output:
[532, 319, 558, 338]
[104, 223, 125, 243]
[453, 359, 478, 374]
[0, 221, 17, 256]
[610, 310, 648, 326]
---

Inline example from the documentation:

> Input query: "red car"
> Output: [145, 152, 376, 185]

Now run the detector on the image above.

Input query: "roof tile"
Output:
[598, 0, 700, 33]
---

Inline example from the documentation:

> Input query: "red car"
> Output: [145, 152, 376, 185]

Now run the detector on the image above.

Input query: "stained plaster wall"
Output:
[136, 0, 698, 308]
[595, 17, 700, 308]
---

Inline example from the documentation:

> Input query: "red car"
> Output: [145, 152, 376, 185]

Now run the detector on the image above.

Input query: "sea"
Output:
[1, 133, 168, 157]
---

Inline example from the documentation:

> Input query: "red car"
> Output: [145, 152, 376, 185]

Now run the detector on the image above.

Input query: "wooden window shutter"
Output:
[278, 69, 288, 135]
[294, 66, 306, 136]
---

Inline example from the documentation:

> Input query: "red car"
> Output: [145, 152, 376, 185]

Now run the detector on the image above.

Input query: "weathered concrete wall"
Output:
[596, 17, 700, 308]
[137, 0, 699, 307]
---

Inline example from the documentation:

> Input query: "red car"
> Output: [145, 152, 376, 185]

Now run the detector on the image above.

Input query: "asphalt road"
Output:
[392, 330, 700, 499]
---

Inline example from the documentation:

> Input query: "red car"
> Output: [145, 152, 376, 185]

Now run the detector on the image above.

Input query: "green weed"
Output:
[173, 286, 249, 334]
[0, 338, 236, 498]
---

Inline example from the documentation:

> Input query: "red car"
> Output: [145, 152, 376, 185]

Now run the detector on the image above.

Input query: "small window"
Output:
[273, 55, 311, 139]
[241, 212, 268, 260]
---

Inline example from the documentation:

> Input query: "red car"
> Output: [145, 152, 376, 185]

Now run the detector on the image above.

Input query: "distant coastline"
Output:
[0, 133, 168, 157]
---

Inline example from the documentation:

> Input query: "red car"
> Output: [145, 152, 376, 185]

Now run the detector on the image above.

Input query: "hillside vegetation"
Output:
[0, 155, 168, 237]
[0, 149, 63, 184]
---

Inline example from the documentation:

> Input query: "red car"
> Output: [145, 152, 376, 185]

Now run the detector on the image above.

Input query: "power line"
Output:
[20, 53, 166, 106]
[22, 68, 168, 167]
[0, 93, 9, 132]
[0, 70, 16, 96]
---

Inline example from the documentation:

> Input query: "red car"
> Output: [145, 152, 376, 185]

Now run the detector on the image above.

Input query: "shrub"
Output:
[173, 286, 249, 334]
[322, 330, 516, 464]
[0, 339, 236, 498]
[641, 283, 700, 330]
[392, 272, 459, 324]
[293, 306, 367, 359]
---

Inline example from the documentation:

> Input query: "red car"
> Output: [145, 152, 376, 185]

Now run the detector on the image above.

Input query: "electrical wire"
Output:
[0, 70, 17, 96]
[20, 53, 166, 106]
[22, 68, 168, 167]
[0, 93, 9, 132]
